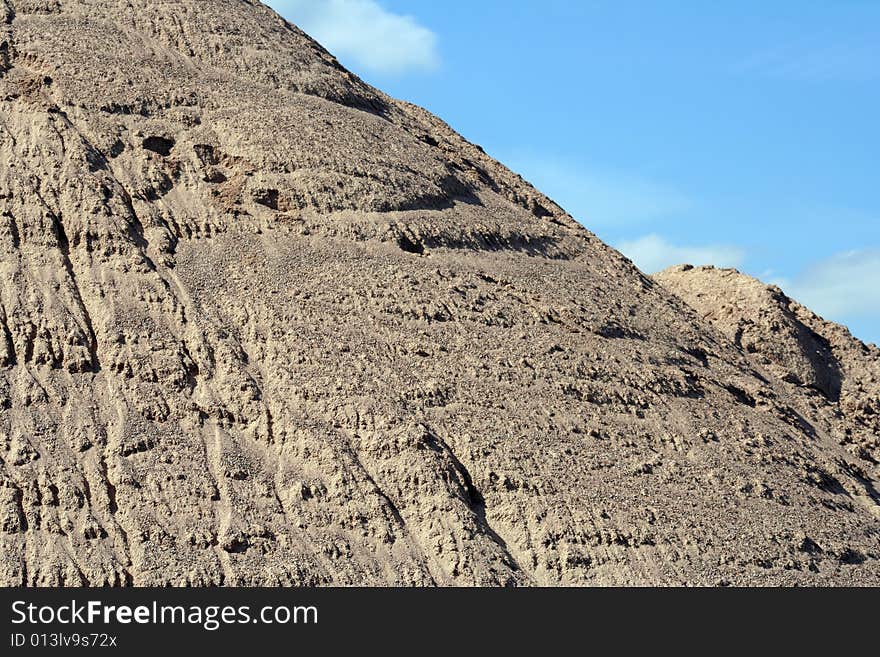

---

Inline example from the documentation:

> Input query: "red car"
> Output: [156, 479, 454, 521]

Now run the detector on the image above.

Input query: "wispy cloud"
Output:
[774, 249, 880, 320]
[616, 234, 745, 274]
[739, 37, 880, 82]
[270, 0, 440, 75]
[503, 156, 695, 228]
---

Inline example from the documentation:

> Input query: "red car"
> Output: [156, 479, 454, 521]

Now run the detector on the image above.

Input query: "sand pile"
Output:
[0, 0, 877, 586]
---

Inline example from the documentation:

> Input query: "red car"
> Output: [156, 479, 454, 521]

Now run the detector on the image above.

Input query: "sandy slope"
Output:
[0, 0, 877, 586]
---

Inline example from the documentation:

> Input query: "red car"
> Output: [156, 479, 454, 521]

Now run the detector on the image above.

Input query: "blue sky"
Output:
[268, 1, 880, 345]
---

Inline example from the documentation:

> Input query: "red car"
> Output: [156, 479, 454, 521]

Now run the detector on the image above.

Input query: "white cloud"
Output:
[504, 156, 694, 228]
[779, 249, 880, 319]
[616, 234, 745, 274]
[270, 0, 440, 75]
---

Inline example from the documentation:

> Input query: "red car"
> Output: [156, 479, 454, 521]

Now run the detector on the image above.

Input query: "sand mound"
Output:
[0, 1, 877, 586]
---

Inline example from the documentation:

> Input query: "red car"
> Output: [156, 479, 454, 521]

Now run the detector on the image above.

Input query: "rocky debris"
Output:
[0, 1, 877, 586]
